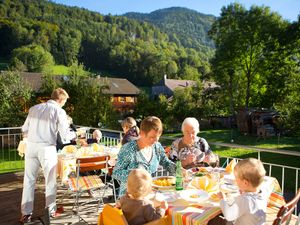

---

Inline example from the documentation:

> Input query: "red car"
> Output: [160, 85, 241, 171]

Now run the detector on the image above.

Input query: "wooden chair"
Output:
[98, 204, 170, 225]
[271, 189, 300, 225]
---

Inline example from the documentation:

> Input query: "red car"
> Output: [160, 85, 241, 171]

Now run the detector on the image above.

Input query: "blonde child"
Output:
[219, 158, 267, 225]
[116, 169, 167, 225]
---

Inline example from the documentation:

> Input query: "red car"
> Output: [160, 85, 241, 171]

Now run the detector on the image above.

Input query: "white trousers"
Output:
[21, 142, 57, 215]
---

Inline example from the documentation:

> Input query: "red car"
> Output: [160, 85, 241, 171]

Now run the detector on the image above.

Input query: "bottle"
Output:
[175, 160, 183, 190]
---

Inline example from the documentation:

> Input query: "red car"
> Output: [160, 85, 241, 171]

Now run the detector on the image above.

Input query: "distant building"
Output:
[151, 74, 218, 99]
[19, 72, 140, 114]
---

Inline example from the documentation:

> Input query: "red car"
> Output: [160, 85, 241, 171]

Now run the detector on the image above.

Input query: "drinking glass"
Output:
[208, 153, 220, 168]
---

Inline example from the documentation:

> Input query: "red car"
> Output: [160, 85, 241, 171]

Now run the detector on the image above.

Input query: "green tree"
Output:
[0, 71, 33, 127]
[209, 3, 288, 111]
[10, 44, 54, 72]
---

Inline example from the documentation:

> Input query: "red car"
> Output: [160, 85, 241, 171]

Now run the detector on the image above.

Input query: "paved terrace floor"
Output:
[0, 172, 114, 225]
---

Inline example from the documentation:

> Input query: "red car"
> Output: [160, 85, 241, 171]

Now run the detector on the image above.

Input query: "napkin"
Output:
[225, 159, 237, 173]
[17, 138, 27, 157]
[190, 176, 217, 192]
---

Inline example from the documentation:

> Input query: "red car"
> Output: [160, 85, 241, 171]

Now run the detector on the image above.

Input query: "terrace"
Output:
[1, 127, 299, 225]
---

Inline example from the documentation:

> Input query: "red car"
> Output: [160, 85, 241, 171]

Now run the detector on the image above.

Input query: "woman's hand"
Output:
[184, 153, 196, 165]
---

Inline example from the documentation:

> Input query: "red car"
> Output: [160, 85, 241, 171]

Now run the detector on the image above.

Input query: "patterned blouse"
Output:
[169, 137, 212, 168]
[112, 140, 176, 196]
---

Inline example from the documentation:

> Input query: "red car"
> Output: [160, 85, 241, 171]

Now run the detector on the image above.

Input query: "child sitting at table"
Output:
[218, 158, 267, 225]
[116, 168, 168, 225]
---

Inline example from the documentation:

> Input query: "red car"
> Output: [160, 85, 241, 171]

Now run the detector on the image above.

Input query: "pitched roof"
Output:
[164, 79, 196, 91]
[154, 75, 218, 92]
[97, 77, 140, 95]
[18, 72, 140, 95]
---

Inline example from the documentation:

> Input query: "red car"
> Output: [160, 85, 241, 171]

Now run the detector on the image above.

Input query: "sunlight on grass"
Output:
[50, 65, 70, 75]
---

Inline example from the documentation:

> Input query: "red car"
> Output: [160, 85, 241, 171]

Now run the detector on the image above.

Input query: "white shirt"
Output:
[22, 100, 76, 145]
[220, 191, 268, 225]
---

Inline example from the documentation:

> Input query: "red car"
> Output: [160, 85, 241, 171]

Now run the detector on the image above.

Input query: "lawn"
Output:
[161, 129, 300, 192]
[49, 65, 70, 75]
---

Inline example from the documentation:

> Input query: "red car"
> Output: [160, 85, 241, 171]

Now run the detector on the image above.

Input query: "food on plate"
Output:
[62, 145, 77, 154]
[194, 171, 206, 177]
[190, 194, 201, 198]
[180, 189, 209, 202]
[210, 193, 221, 201]
[91, 143, 104, 152]
[152, 177, 175, 187]
[198, 167, 208, 172]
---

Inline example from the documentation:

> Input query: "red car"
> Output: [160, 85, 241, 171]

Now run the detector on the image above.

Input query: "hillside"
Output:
[124, 7, 215, 54]
[0, 1, 213, 86]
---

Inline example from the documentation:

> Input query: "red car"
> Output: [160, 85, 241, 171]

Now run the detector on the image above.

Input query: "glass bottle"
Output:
[175, 160, 183, 190]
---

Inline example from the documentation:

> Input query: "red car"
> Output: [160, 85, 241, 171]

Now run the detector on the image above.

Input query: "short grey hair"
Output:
[181, 117, 200, 133]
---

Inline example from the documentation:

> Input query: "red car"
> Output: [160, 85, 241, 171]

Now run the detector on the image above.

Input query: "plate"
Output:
[147, 191, 177, 203]
[152, 176, 176, 190]
[179, 189, 209, 203]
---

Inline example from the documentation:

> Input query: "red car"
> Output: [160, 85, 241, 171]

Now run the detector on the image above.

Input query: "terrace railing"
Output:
[1, 127, 299, 216]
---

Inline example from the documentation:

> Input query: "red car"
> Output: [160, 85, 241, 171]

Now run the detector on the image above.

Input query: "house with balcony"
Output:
[19, 72, 140, 114]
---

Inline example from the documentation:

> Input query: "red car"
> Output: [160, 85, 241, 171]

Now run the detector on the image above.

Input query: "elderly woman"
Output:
[169, 117, 213, 169]
[121, 117, 139, 145]
[112, 116, 175, 196]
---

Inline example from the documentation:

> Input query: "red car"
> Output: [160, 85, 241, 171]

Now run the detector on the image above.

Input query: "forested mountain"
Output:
[0, 0, 213, 86]
[124, 7, 215, 54]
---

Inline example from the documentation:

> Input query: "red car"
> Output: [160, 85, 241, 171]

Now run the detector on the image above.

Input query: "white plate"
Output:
[152, 176, 176, 190]
[147, 191, 178, 203]
[179, 189, 209, 203]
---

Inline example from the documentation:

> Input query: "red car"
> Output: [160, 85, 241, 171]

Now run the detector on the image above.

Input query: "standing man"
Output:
[20, 88, 76, 224]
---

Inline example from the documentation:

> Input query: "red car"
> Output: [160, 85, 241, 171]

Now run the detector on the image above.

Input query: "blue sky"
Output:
[53, 0, 299, 22]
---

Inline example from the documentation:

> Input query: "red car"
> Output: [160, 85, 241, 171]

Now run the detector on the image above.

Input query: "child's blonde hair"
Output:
[234, 158, 266, 188]
[127, 169, 152, 199]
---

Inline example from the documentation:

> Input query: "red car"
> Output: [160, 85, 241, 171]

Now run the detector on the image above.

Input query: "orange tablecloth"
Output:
[166, 176, 285, 225]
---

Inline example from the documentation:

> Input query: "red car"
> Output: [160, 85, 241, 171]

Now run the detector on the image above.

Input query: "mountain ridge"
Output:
[124, 7, 216, 52]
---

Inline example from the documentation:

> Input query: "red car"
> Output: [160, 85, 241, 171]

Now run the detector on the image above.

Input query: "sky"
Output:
[52, 0, 300, 22]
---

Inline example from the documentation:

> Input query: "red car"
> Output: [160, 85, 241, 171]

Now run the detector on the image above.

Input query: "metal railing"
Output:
[1, 127, 300, 216]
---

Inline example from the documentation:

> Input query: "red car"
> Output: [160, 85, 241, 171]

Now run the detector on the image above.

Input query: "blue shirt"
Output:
[112, 140, 176, 196]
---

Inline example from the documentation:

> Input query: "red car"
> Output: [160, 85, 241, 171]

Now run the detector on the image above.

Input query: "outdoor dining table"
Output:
[57, 145, 119, 183]
[156, 168, 285, 225]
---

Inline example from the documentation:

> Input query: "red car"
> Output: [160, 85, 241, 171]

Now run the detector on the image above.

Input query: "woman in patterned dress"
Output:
[169, 117, 214, 169]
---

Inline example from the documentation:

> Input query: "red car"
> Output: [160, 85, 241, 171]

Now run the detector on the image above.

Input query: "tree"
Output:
[209, 3, 288, 111]
[10, 44, 54, 72]
[0, 71, 33, 127]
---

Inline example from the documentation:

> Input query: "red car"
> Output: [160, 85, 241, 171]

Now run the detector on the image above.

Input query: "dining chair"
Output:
[67, 155, 111, 222]
[98, 204, 170, 225]
[271, 189, 300, 225]
[98, 204, 128, 225]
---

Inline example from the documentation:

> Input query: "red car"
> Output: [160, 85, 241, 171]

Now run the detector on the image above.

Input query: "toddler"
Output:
[219, 158, 267, 225]
[116, 168, 167, 225]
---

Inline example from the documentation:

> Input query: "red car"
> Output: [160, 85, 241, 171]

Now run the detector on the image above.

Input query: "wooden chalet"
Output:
[19, 72, 140, 114]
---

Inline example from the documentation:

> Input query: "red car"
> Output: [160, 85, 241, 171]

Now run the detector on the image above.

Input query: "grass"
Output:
[0, 148, 24, 174]
[49, 65, 70, 75]
[162, 129, 300, 192]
